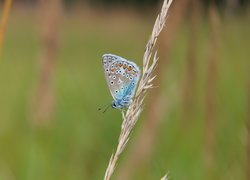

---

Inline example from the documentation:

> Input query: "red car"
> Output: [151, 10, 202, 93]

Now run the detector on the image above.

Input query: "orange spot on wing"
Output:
[118, 63, 122, 67]
[127, 66, 132, 71]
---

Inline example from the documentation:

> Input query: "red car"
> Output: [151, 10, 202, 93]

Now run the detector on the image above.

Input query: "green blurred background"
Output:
[0, 0, 249, 179]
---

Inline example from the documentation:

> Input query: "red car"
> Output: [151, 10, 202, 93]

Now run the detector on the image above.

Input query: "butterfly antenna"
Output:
[102, 105, 110, 113]
[98, 103, 110, 113]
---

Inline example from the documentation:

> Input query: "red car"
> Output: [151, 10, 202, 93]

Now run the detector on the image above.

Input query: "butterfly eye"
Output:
[112, 102, 117, 108]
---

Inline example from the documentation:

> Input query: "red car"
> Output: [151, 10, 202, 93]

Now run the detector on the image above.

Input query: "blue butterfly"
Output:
[102, 54, 141, 109]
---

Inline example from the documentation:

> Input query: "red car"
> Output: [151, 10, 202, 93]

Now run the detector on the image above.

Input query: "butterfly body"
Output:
[102, 54, 140, 109]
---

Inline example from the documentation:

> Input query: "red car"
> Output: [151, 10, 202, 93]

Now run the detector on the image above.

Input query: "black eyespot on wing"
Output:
[110, 81, 114, 85]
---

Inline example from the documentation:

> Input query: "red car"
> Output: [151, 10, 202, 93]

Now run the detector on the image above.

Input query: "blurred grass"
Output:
[0, 6, 249, 180]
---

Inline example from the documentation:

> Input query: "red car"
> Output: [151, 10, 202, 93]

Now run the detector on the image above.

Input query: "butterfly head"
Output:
[112, 98, 131, 109]
[111, 100, 122, 109]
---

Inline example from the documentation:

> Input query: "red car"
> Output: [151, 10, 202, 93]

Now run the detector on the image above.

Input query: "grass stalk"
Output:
[115, 1, 187, 176]
[204, 1, 220, 178]
[31, 0, 62, 125]
[104, 0, 173, 179]
[0, 0, 12, 57]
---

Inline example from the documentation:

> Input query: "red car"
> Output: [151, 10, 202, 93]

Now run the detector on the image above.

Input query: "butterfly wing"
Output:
[102, 54, 140, 102]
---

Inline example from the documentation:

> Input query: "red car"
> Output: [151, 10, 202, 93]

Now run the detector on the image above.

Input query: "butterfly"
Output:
[102, 54, 141, 109]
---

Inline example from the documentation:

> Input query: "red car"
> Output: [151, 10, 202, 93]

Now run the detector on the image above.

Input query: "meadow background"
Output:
[0, 0, 249, 179]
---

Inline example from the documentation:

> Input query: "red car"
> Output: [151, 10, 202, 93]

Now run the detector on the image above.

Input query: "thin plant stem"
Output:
[104, 0, 173, 179]
[116, 1, 187, 178]
[31, 0, 62, 125]
[0, 0, 12, 57]
[161, 173, 169, 180]
[204, 1, 220, 178]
